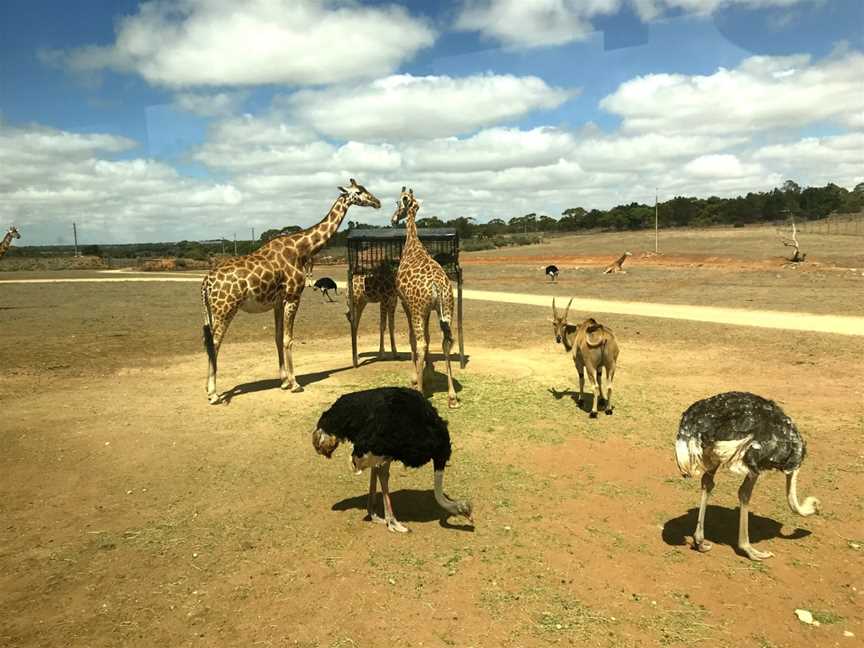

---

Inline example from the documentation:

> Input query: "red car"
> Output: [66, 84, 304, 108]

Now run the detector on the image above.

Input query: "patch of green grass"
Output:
[811, 609, 844, 625]
[637, 593, 715, 646]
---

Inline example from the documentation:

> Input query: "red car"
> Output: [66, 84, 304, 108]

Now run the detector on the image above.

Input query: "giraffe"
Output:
[345, 258, 399, 367]
[603, 251, 632, 274]
[201, 180, 381, 404]
[0, 226, 21, 260]
[391, 188, 460, 408]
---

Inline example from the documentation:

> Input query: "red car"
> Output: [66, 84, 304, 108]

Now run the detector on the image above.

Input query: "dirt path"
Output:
[2, 274, 862, 336]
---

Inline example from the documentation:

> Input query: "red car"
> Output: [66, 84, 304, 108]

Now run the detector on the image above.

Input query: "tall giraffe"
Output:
[345, 259, 399, 367]
[391, 188, 460, 408]
[0, 226, 21, 260]
[201, 180, 381, 404]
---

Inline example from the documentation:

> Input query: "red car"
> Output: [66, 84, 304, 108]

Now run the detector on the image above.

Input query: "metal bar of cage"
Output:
[345, 228, 465, 369]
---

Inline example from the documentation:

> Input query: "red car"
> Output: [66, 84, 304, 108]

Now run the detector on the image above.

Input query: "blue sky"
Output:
[0, 0, 861, 244]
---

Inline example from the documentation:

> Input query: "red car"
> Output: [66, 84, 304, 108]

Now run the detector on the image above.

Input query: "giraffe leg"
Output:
[693, 470, 716, 552]
[281, 298, 303, 392]
[403, 302, 420, 387]
[738, 473, 773, 561]
[387, 298, 397, 359]
[206, 308, 235, 405]
[274, 304, 286, 384]
[423, 314, 433, 373]
[442, 321, 460, 409]
[413, 314, 429, 394]
[350, 299, 367, 368]
[367, 466, 385, 524]
[378, 301, 387, 357]
[378, 462, 409, 533]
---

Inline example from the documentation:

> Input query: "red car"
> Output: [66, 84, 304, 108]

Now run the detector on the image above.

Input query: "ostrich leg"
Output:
[694, 470, 716, 552]
[367, 467, 385, 524]
[738, 472, 773, 561]
[378, 462, 409, 533]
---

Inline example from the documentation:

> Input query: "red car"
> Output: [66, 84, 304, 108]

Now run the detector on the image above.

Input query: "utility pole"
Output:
[654, 189, 659, 254]
[233, 232, 237, 256]
[72, 222, 79, 257]
[251, 227, 255, 252]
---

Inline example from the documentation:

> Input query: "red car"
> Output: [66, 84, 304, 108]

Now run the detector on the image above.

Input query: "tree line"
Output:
[9, 181, 862, 260]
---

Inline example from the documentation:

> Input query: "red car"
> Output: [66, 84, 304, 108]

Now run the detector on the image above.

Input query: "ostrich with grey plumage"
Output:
[676, 391, 820, 560]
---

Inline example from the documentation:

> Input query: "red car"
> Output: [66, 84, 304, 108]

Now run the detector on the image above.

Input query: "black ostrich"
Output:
[545, 264, 559, 281]
[675, 391, 820, 561]
[312, 387, 474, 533]
[312, 277, 338, 302]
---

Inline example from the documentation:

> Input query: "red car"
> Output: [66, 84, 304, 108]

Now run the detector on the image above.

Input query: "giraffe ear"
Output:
[401, 186, 406, 193]
[337, 186, 347, 194]
[349, 178, 358, 187]
[409, 188, 414, 196]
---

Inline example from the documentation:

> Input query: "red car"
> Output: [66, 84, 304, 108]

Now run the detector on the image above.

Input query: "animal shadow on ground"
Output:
[547, 387, 606, 414]
[332, 488, 474, 531]
[218, 362, 358, 404]
[663, 506, 811, 557]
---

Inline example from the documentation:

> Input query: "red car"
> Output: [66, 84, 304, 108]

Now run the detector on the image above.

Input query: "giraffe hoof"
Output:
[695, 540, 713, 553]
[589, 411, 598, 419]
[605, 408, 614, 415]
[208, 394, 220, 405]
[448, 397, 461, 409]
[290, 383, 303, 393]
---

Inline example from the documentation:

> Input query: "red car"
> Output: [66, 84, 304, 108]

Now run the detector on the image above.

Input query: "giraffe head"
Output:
[391, 186, 419, 225]
[338, 179, 381, 209]
[550, 297, 574, 344]
[8, 225, 20, 239]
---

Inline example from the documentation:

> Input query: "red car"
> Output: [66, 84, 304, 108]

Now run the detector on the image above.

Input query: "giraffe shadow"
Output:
[662, 506, 811, 555]
[548, 387, 606, 414]
[219, 362, 358, 404]
[332, 488, 474, 532]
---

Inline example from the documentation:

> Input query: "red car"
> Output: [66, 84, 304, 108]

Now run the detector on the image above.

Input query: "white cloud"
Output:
[456, 0, 814, 47]
[683, 153, 764, 178]
[174, 91, 249, 117]
[753, 132, 864, 187]
[601, 51, 864, 134]
[283, 73, 573, 140]
[53, 0, 435, 87]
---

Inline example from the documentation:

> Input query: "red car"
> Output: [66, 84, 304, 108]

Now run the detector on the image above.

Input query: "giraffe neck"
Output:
[0, 233, 13, 258]
[305, 196, 350, 257]
[402, 206, 423, 256]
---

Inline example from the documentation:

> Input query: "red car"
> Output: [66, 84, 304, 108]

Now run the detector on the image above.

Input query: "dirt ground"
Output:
[1, 228, 863, 647]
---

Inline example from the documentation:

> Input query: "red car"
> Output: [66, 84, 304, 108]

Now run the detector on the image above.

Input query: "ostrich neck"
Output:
[433, 470, 462, 515]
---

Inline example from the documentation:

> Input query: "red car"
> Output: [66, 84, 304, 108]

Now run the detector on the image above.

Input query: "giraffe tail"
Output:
[431, 283, 454, 343]
[201, 281, 217, 372]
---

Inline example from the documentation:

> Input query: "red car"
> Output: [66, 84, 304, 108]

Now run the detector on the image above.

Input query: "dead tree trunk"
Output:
[781, 221, 806, 263]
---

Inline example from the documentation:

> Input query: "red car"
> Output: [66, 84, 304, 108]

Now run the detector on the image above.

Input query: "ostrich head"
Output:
[312, 427, 340, 458]
[338, 178, 381, 209]
[550, 297, 574, 345]
[391, 187, 419, 225]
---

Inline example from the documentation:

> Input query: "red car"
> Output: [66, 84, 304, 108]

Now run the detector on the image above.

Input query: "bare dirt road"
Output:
[2, 274, 862, 336]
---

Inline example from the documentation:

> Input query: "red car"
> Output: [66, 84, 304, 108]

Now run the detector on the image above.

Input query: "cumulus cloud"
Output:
[752, 132, 864, 187]
[282, 73, 573, 140]
[456, 0, 814, 47]
[601, 51, 864, 134]
[51, 0, 435, 87]
[174, 91, 249, 117]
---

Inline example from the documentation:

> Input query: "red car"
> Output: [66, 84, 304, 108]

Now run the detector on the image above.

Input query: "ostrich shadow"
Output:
[662, 505, 811, 557]
[357, 351, 471, 370]
[548, 387, 608, 414]
[332, 488, 474, 532]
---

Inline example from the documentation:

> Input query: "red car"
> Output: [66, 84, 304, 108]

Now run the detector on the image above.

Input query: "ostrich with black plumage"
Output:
[312, 387, 474, 533]
[545, 264, 559, 281]
[676, 391, 820, 561]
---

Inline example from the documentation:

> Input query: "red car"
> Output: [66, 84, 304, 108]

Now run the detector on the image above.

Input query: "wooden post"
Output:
[457, 266, 465, 369]
[347, 253, 358, 368]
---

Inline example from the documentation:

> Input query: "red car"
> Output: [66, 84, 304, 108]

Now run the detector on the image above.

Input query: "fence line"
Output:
[774, 214, 864, 237]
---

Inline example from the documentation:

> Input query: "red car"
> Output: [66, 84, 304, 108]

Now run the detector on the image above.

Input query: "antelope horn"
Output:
[563, 297, 574, 322]
[552, 297, 558, 319]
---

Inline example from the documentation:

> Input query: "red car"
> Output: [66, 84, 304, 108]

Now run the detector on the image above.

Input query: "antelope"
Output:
[550, 297, 620, 418]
